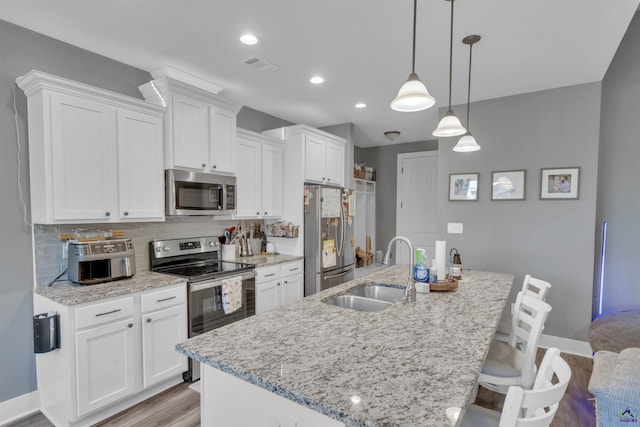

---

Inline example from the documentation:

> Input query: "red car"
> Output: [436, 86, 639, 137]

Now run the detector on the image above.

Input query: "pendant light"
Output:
[432, 0, 466, 137]
[390, 0, 436, 112]
[454, 34, 482, 152]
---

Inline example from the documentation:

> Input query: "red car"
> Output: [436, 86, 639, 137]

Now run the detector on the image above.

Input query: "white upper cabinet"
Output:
[139, 76, 241, 175]
[235, 128, 283, 219]
[16, 70, 166, 224]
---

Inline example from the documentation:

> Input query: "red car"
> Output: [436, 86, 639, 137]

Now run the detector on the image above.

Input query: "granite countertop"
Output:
[231, 253, 304, 267]
[177, 265, 514, 427]
[34, 270, 186, 306]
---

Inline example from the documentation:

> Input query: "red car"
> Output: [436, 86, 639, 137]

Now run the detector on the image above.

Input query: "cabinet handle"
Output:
[123, 211, 129, 216]
[289, 268, 299, 271]
[128, 323, 133, 328]
[265, 273, 276, 277]
[105, 211, 111, 217]
[146, 318, 152, 323]
[95, 308, 121, 317]
[156, 296, 176, 303]
[202, 163, 206, 168]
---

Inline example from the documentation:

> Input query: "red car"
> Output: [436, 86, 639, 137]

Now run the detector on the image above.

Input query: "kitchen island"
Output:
[176, 266, 514, 426]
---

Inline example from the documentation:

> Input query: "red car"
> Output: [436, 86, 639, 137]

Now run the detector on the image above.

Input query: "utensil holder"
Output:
[221, 244, 236, 261]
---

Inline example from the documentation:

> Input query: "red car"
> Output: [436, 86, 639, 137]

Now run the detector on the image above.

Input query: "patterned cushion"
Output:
[589, 310, 640, 353]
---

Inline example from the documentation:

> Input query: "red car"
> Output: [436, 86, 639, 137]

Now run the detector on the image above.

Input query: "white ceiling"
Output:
[2, 0, 638, 147]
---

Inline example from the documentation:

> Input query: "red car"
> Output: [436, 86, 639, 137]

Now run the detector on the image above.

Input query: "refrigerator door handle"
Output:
[338, 196, 345, 257]
[324, 269, 353, 280]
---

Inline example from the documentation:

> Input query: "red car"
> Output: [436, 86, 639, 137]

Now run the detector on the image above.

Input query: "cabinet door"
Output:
[171, 93, 208, 170]
[235, 138, 262, 217]
[304, 136, 326, 183]
[261, 144, 283, 218]
[75, 318, 136, 416]
[255, 279, 280, 315]
[209, 105, 236, 174]
[281, 273, 303, 306]
[324, 141, 344, 186]
[141, 305, 188, 388]
[116, 109, 164, 221]
[50, 92, 117, 221]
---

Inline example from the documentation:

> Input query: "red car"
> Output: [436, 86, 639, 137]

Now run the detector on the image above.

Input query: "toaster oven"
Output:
[67, 239, 136, 285]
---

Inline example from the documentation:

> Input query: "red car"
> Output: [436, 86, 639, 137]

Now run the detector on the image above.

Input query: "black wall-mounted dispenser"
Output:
[33, 312, 60, 353]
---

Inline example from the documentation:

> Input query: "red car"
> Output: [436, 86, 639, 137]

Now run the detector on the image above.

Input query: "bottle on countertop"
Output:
[413, 248, 430, 283]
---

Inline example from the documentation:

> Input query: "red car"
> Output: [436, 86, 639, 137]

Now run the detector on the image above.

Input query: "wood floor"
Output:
[7, 349, 595, 427]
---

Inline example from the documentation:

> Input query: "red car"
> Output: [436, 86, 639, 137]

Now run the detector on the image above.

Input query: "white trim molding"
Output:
[0, 390, 40, 425]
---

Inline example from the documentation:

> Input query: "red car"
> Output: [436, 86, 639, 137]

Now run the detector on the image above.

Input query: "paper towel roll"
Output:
[435, 240, 446, 282]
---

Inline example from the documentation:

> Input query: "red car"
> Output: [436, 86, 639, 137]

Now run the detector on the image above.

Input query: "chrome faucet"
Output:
[382, 236, 416, 302]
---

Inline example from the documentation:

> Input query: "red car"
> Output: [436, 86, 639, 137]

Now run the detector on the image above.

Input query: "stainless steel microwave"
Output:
[166, 169, 236, 216]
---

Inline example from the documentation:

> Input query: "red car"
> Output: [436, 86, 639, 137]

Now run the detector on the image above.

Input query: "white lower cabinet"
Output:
[33, 283, 187, 427]
[255, 261, 303, 314]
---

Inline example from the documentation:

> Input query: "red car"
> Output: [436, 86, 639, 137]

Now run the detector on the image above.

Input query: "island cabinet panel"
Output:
[255, 261, 303, 314]
[15, 70, 166, 224]
[202, 365, 345, 427]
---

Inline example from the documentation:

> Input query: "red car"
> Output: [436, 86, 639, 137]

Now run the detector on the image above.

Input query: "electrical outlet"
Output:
[447, 222, 463, 234]
[61, 241, 69, 259]
[269, 413, 297, 427]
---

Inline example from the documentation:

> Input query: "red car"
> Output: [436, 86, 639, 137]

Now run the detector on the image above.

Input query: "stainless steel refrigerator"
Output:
[304, 185, 355, 296]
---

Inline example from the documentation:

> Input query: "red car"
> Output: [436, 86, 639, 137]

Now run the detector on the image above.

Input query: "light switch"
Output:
[447, 222, 463, 234]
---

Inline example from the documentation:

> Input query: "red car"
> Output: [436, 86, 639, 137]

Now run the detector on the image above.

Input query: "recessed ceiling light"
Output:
[240, 34, 259, 45]
[355, 103, 367, 109]
[310, 76, 324, 84]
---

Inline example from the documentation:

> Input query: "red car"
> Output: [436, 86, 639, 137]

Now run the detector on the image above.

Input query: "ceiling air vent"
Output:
[243, 56, 279, 72]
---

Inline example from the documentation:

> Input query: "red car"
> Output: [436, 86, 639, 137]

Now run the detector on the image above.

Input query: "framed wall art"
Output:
[449, 173, 479, 201]
[540, 167, 580, 200]
[491, 170, 526, 201]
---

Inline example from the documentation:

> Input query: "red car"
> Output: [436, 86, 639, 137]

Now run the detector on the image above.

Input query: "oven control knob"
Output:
[163, 246, 170, 252]
[209, 241, 218, 247]
[155, 247, 162, 253]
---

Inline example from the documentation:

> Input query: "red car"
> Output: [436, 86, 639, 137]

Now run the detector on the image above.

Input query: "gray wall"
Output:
[596, 11, 640, 315]
[0, 20, 153, 404]
[354, 140, 438, 256]
[237, 106, 294, 133]
[439, 82, 601, 341]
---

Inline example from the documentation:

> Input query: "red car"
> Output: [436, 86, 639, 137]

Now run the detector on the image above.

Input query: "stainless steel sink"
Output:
[324, 283, 405, 312]
[347, 283, 405, 303]
[324, 294, 392, 312]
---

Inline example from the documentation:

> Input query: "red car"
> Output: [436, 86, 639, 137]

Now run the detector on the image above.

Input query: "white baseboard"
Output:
[539, 334, 593, 358]
[0, 390, 40, 425]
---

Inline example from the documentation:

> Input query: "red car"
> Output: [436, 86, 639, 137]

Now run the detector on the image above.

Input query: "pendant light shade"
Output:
[454, 34, 481, 152]
[390, 0, 435, 112]
[433, 0, 466, 137]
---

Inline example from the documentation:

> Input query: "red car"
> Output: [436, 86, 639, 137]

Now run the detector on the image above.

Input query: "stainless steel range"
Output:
[149, 236, 256, 381]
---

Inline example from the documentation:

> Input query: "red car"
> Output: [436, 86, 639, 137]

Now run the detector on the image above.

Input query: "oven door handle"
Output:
[189, 271, 256, 292]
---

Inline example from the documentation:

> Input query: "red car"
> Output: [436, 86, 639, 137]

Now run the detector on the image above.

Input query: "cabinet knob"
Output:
[212, 165, 217, 169]
[256, 212, 260, 215]
[123, 211, 129, 216]
[146, 318, 152, 323]
[322, 177, 326, 181]
[277, 283, 281, 286]
[105, 211, 111, 217]
[327, 178, 331, 182]
[127, 323, 133, 328]
[264, 212, 268, 215]
[202, 163, 206, 168]
[284, 280, 288, 284]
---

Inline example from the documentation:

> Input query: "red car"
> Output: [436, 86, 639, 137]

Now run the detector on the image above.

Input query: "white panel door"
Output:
[141, 305, 188, 388]
[75, 318, 136, 416]
[116, 109, 164, 220]
[50, 92, 116, 221]
[171, 93, 208, 170]
[262, 143, 283, 218]
[236, 138, 262, 217]
[209, 105, 236, 174]
[304, 136, 325, 183]
[281, 274, 303, 306]
[324, 141, 344, 186]
[255, 279, 280, 314]
[396, 152, 438, 265]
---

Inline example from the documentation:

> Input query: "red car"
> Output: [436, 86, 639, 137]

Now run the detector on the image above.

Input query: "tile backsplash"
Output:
[33, 217, 263, 286]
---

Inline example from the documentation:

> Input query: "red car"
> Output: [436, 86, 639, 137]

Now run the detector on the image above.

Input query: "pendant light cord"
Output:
[447, 0, 455, 109]
[411, 0, 417, 73]
[466, 41, 473, 131]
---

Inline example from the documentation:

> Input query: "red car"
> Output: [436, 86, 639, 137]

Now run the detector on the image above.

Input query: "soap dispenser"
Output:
[413, 248, 430, 283]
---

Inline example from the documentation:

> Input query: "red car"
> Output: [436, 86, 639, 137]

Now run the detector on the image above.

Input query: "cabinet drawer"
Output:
[256, 266, 280, 282]
[141, 284, 186, 313]
[281, 260, 303, 277]
[75, 297, 134, 330]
